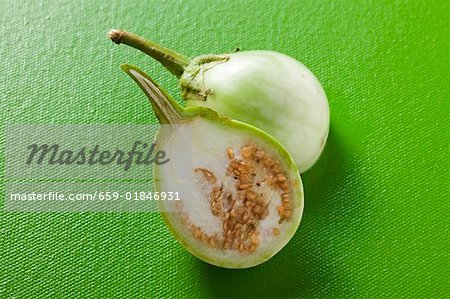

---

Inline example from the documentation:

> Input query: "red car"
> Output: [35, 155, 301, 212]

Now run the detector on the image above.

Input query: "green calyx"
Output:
[180, 54, 230, 101]
[109, 29, 229, 101]
[120, 64, 184, 124]
[120, 64, 226, 125]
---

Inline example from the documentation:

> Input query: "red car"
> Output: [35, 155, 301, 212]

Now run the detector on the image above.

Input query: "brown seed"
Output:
[277, 174, 286, 182]
[248, 244, 257, 252]
[179, 213, 188, 224]
[230, 209, 237, 218]
[242, 212, 249, 222]
[250, 233, 260, 245]
[246, 191, 256, 200]
[282, 201, 292, 209]
[217, 192, 224, 200]
[284, 210, 292, 218]
[231, 200, 238, 209]
[280, 182, 289, 190]
[253, 205, 262, 215]
[219, 212, 226, 221]
[227, 148, 234, 159]
[194, 168, 216, 185]
[272, 164, 281, 173]
[228, 219, 236, 229]
[282, 197, 291, 204]
[194, 227, 202, 239]
[255, 150, 265, 159]
[238, 160, 247, 167]
[264, 158, 274, 166]
[201, 233, 207, 242]
[273, 228, 280, 235]
[241, 146, 253, 159]
[210, 190, 217, 199]
[238, 166, 248, 174]
[239, 243, 244, 252]
[237, 206, 246, 215]
[239, 183, 251, 190]
[239, 174, 250, 184]
[223, 241, 230, 249]
[266, 176, 276, 185]
[261, 207, 269, 220]
[208, 236, 218, 248]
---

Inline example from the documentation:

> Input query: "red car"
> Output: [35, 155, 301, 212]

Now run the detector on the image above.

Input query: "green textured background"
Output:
[1, 0, 449, 298]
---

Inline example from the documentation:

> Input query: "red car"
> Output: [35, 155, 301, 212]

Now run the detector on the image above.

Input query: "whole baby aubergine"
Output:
[120, 64, 304, 268]
[109, 29, 330, 173]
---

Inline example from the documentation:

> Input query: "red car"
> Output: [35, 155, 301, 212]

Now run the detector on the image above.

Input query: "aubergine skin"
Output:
[120, 64, 304, 269]
[181, 51, 330, 173]
[108, 29, 330, 173]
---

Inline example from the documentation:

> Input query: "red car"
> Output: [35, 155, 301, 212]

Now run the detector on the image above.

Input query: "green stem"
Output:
[109, 29, 189, 78]
[121, 64, 184, 124]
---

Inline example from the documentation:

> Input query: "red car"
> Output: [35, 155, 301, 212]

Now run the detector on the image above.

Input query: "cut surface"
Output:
[191, 143, 293, 253]
[156, 117, 303, 268]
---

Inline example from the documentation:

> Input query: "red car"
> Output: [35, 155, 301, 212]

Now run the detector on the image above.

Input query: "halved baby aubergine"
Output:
[121, 64, 304, 268]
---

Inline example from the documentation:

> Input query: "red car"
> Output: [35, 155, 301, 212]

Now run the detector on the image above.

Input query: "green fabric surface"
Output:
[1, 0, 449, 298]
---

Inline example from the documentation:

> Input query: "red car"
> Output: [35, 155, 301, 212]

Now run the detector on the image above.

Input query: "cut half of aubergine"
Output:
[122, 64, 304, 269]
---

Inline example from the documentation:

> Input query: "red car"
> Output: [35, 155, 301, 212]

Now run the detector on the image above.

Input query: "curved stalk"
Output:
[109, 29, 189, 78]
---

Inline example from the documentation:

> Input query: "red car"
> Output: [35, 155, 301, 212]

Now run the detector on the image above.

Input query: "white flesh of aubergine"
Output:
[122, 64, 304, 269]
[181, 51, 330, 173]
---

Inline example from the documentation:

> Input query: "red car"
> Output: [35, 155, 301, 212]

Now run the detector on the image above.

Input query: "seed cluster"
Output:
[230, 144, 293, 223]
[185, 144, 293, 253]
